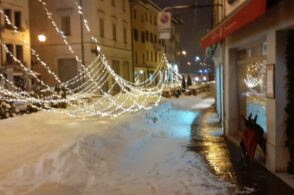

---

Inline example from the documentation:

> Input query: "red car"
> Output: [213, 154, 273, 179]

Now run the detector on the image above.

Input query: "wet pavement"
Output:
[187, 105, 294, 194]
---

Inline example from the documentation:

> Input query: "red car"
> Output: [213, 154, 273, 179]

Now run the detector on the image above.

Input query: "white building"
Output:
[29, 0, 133, 88]
[0, 0, 32, 90]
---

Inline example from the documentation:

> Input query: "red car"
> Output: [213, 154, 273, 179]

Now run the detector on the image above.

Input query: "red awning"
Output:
[200, 0, 267, 48]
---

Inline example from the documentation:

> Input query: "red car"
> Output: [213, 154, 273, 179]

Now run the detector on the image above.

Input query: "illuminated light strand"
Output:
[0, 10, 62, 85]
[37, 0, 166, 98]
[0, 0, 181, 118]
[72, 0, 167, 88]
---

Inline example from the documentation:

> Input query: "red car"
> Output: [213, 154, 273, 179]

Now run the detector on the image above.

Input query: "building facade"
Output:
[203, 0, 293, 180]
[131, 0, 165, 83]
[210, 0, 225, 122]
[164, 17, 182, 70]
[131, 0, 182, 83]
[29, 0, 133, 88]
[0, 0, 32, 90]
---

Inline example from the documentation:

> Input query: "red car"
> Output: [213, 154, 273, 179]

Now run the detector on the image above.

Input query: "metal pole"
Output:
[80, 0, 85, 84]
[0, 11, 3, 69]
[163, 4, 223, 12]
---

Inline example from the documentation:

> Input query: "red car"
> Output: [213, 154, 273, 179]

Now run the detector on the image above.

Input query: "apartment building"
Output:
[202, 0, 294, 181]
[131, 0, 165, 83]
[0, 0, 32, 90]
[29, 0, 133, 87]
[164, 17, 182, 69]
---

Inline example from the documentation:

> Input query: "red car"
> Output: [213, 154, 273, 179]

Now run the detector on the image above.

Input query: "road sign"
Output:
[158, 12, 171, 39]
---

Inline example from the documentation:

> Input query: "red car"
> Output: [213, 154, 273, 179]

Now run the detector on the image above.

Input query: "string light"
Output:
[0, 1, 181, 118]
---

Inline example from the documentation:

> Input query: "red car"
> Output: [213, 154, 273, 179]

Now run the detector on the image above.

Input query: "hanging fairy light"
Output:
[0, 0, 181, 118]
[243, 61, 266, 95]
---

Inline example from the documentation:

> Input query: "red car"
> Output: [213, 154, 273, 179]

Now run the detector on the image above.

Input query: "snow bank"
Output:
[0, 96, 230, 195]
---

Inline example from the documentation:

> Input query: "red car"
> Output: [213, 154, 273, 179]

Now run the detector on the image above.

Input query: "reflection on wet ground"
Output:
[186, 106, 237, 187]
[187, 105, 294, 194]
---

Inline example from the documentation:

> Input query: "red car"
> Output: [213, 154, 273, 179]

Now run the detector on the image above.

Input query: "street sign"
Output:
[158, 12, 171, 39]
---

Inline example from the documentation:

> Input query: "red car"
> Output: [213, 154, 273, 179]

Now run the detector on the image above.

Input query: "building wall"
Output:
[212, 0, 225, 122]
[213, 0, 225, 26]
[223, 0, 294, 172]
[29, 0, 132, 86]
[131, 0, 165, 82]
[225, 0, 247, 16]
[131, 0, 181, 83]
[164, 19, 181, 66]
[0, 0, 31, 89]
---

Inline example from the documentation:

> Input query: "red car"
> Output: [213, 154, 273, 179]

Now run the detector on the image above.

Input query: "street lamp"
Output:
[38, 34, 46, 42]
[182, 50, 187, 56]
[195, 56, 201, 62]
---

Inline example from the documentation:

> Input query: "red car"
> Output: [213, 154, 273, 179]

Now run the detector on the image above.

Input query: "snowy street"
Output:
[0, 95, 231, 195]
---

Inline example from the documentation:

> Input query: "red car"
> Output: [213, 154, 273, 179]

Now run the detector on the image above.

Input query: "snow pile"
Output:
[0, 96, 230, 195]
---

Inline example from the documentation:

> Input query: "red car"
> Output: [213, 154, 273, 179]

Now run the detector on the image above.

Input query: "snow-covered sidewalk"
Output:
[0, 96, 230, 195]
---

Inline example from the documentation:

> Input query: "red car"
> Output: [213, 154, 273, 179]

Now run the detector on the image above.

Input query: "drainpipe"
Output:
[130, 0, 136, 83]
[80, 0, 85, 84]
[0, 9, 3, 70]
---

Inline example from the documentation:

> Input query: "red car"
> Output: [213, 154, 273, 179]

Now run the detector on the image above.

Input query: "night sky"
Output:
[154, 0, 212, 73]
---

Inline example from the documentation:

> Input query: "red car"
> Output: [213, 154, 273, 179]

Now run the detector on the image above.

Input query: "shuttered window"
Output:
[112, 23, 117, 41]
[99, 18, 104, 38]
[61, 16, 71, 36]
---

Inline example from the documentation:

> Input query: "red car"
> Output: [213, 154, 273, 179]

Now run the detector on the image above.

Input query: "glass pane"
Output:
[239, 60, 267, 132]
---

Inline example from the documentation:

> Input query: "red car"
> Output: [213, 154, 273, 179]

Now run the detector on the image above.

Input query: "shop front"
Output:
[201, 0, 294, 176]
[236, 42, 267, 132]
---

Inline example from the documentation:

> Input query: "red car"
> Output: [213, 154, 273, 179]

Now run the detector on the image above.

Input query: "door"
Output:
[58, 58, 78, 89]
[112, 60, 120, 94]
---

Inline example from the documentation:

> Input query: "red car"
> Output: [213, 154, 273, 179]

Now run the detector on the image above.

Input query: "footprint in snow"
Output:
[146, 182, 157, 193]
[186, 160, 193, 165]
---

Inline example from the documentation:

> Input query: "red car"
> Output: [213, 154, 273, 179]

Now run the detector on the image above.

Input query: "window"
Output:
[133, 10, 137, 19]
[112, 23, 117, 41]
[145, 12, 148, 21]
[14, 11, 22, 29]
[151, 51, 153, 62]
[5, 44, 14, 64]
[141, 31, 145, 43]
[123, 27, 127, 44]
[154, 35, 157, 43]
[149, 13, 152, 24]
[122, 0, 126, 12]
[142, 53, 145, 64]
[155, 51, 157, 62]
[146, 50, 149, 62]
[61, 16, 71, 36]
[111, 0, 116, 7]
[154, 16, 157, 25]
[135, 52, 138, 65]
[133, 29, 138, 41]
[16, 45, 23, 62]
[146, 31, 149, 42]
[4, 9, 12, 29]
[141, 14, 144, 23]
[150, 33, 153, 43]
[99, 18, 104, 38]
